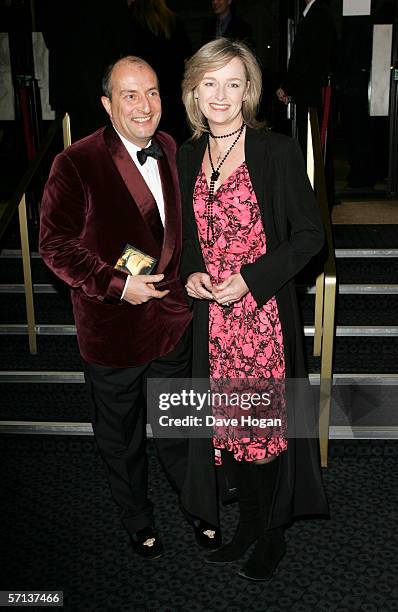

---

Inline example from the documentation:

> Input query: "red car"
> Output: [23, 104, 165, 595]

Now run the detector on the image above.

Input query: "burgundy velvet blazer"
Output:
[40, 126, 191, 367]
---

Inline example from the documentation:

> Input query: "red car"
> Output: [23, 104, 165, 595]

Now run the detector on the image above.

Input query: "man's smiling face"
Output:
[101, 59, 161, 147]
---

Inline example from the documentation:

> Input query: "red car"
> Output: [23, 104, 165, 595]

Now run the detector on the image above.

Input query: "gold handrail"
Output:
[307, 108, 337, 467]
[0, 113, 71, 353]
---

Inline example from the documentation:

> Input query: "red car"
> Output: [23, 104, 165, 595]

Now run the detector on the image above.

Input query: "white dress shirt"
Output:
[113, 128, 166, 299]
[115, 128, 165, 225]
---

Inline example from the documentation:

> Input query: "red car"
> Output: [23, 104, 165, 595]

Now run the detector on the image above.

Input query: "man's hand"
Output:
[122, 273, 169, 305]
[212, 273, 249, 306]
[276, 87, 291, 105]
[185, 272, 214, 300]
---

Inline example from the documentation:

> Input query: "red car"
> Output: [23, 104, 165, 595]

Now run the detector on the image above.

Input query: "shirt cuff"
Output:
[121, 275, 130, 300]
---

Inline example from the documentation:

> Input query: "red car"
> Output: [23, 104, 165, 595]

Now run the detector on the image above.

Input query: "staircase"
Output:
[1, 223, 397, 445]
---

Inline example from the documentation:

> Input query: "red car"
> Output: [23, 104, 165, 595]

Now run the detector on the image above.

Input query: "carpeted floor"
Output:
[1, 436, 397, 612]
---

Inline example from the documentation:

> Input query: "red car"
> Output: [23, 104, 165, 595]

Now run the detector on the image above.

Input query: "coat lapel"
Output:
[183, 134, 208, 259]
[187, 135, 207, 207]
[245, 126, 267, 218]
[103, 126, 163, 253]
[155, 139, 177, 272]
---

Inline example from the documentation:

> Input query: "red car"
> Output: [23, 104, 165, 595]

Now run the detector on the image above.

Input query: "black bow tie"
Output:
[137, 142, 163, 165]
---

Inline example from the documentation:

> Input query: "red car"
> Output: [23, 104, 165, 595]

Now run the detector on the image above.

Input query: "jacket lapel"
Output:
[245, 126, 267, 218]
[103, 126, 163, 252]
[156, 145, 177, 272]
[183, 134, 208, 259]
[245, 126, 285, 247]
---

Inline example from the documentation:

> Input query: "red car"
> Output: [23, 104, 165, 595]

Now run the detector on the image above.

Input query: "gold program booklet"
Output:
[115, 243, 157, 276]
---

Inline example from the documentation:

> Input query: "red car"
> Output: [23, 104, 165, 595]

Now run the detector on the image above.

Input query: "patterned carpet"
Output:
[1, 436, 397, 612]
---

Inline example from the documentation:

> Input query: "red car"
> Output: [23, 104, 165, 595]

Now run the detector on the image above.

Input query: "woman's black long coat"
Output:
[178, 127, 329, 526]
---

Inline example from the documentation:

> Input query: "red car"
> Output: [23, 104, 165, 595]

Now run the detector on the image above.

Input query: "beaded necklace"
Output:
[205, 123, 245, 246]
[209, 125, 243, 139]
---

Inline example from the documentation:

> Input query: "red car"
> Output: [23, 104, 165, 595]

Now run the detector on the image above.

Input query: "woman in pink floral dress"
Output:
[194, 159, 288, 465]
[179, 38, 328, 581]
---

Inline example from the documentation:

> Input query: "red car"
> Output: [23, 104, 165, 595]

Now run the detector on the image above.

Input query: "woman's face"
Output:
[195, 57, 248, 131]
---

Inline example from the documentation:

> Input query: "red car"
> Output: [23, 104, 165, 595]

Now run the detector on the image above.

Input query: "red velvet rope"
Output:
[19, 87, 36, 161]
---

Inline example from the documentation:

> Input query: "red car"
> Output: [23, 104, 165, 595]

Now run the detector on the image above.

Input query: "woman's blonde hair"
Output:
[182, 38, 263, 139]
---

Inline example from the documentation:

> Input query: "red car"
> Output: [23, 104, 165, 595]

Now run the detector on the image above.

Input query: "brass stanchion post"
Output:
[63, 113, 71, 148]
[308, 113, 325, 358]
[308, 109, 337, 467]
[18, 194, 37, 354]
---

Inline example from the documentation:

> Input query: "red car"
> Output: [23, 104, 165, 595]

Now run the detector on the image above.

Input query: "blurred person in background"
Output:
[201, 0, 255, 51]
[126, 0, 192, 143]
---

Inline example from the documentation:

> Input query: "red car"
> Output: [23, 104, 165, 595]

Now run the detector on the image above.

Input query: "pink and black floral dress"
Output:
[193, 161, 288, 464]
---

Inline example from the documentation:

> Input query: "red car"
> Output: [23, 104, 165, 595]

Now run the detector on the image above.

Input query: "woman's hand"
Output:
[276, 87, 291, 105]
[212, 273, 249, 306]
[185, 272, 214, 300]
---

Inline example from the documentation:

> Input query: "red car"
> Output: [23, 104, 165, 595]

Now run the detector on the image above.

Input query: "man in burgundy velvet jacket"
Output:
[39, 56, 220, 559]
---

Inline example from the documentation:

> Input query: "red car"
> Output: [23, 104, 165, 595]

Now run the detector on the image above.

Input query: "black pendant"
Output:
[211, 170, 220, 182]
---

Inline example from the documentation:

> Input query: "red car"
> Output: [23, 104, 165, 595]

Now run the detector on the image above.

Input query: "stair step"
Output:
[0, 335, 396, 374]
[3, 225, 396, 255]
[1, 287, 397, 326]
[0, 382, 89, 421]
[332, 225, 398, 249]
[335, 249, 398, 257]
[0, 250, 41, 258]
[1, 323, 397, 337]
[0, 256, 60, 284]
[0, 335, 82, 370]
[0, 422, 94, 435]
[0, 324, 76, 334]
[336, 258, 398, 283]
[2, 419, 398, 440]
[306, 336, 398, 373]
[0, 293, 74, 325]
[2, 249, 397, 287]
[0, 283, 58, 293]
[300, 284, 398, 294]
[2, 282, 398, 295]
[1, 371, 396, 383]
[1, 421, 398, 439]
[0, 371, 83, 381]
[307, 336, 398, 374]
[4, 248, 398, 258]
[0, 287, 396, 330]
[0, 373, 397, 437]
[298, 293, 398, 326]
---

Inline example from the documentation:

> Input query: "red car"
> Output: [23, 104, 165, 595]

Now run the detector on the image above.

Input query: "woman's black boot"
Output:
[237, 528, 286, 580]
[238, 458, 286, 580]
[205, 452, 263, 563]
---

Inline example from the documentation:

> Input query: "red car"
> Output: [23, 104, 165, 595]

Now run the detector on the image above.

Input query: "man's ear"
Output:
[101, 96, 112, 118]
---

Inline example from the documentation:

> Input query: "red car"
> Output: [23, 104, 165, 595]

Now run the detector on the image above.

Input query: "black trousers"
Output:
[84, 327, 192, 535]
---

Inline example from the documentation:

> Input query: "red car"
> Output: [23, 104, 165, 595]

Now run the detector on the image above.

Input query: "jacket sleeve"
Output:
[240, 137, 325, 307]
[39, 152, 126, 303]
[177, 146, 206, 283]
